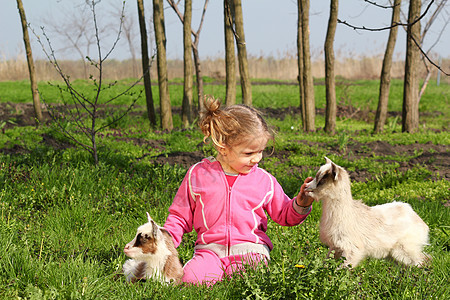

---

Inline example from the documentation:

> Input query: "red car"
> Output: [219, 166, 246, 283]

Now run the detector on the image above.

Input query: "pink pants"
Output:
[182, 249, 267, 285]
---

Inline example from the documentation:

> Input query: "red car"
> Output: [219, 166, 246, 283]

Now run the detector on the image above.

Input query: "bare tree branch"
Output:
[338, 0, 449, 76]
[411, 32, 450, 76]
[424, 17, 449, 54]
[363, 0, 398, 9]
[420, 0, 449, 49]
[338, 0, 435, 31]
[167, 0, 210, 111]
[95, 1, 125, 61]
[421, 0, 446, 42]
[167, 0, 209, 45]
[31, 0, 146, 164]
[224, 0, 241, 42]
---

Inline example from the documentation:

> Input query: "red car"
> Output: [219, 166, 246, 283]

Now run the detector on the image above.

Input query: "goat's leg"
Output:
[327, 248, 343, 259]
[341, 249, 364, 268]
[391, 242, 431, 267]
[390, 243, 419, 266]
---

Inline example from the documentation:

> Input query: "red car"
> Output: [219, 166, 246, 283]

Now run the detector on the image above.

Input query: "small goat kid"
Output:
[122, 212, 183, 283]
[305, 157, 430, 268]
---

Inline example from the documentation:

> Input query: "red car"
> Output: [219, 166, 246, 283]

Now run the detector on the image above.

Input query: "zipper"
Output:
[226, 184, 231, 257]
[224, 171, 238, 257]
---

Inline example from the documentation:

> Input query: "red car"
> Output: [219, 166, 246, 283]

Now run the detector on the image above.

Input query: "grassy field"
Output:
[0, 79, 449, 299]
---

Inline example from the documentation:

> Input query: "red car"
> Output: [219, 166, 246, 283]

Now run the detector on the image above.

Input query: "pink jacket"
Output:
[164, 157, 311, 258]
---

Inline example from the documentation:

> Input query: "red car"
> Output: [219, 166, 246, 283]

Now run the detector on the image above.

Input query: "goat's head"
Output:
[123, 212, 162, 259]
[305, 157, 346, 201]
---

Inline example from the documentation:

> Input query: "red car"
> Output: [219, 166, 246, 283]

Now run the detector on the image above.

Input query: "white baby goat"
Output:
[122, 212, 183, 283]
[305, 157, 430, 268]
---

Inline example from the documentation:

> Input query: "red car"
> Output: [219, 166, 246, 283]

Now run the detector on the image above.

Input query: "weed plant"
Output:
[0, 79, 449, 299]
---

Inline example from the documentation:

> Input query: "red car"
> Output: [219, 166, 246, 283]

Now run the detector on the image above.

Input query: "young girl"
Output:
[164, 97, 314, 285]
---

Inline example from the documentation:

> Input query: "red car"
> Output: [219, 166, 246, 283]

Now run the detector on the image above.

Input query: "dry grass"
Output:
[1, 51, 448, 83]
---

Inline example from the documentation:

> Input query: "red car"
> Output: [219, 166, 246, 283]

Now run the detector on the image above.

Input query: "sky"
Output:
[1, 0, 449, 61]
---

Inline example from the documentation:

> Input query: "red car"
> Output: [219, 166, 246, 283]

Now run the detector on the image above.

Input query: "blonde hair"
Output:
[199, 97, 273, 149]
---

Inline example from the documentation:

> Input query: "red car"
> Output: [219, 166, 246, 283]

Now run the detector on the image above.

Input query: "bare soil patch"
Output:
[0, 102, 448, 182]
[282, 139, 449, 182]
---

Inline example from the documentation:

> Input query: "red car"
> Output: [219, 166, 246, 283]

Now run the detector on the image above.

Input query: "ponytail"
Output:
[199, 96, 273, 149]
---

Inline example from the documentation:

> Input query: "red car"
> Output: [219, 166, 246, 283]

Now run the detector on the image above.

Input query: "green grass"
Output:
[0, 79, 449, 299]
[1, 78, 448, 109]
[1, 153, 448, 299]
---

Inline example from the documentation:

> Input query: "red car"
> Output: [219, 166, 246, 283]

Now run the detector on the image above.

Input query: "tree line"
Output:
[17, 0, 449, 139]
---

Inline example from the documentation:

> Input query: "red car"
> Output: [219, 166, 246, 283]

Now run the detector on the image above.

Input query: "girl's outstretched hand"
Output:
[296, 177, 314, 207]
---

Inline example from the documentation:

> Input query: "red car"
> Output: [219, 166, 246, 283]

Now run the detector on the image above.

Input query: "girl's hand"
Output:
[296, 177, 314, 207]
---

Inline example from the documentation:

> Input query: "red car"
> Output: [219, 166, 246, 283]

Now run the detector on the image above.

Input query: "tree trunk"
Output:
[373, 0, 401, 133]
[297, 0, 306, 131]
[324, 0, 338, 134]
[182, 0, 193, 127]
[17, 0, 43, 125]
[166, 0, 208, 115]
[300, 0, 315, 132]
[153, 0, 173, 131]
[232, 0, 252, 106]
[224, 0, 236, 106]
[192, 45, 204, 112]
[402, 0, 421, 133]
[137, 0, 156, 127]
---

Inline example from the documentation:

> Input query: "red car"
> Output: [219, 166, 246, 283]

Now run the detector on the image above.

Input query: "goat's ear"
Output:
[325, 156, 339, 180]
[330, 162, 339, 180]
[151, 220, 159, 238]
[146, 212, 153, 223]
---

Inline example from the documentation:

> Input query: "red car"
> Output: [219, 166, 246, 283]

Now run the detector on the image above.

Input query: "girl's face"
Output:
[218, 135, 268, 175]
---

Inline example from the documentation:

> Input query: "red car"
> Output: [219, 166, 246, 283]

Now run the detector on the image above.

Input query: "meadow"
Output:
[0, 78, 449, 299]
